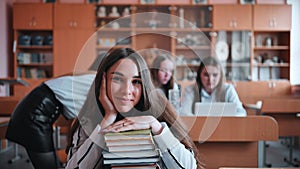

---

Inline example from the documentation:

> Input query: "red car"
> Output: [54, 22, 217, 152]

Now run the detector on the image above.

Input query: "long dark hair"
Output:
[150, 54, 175, 98]
[194, 56, 226, 102]
[94, 47, 153, 116]
[68, 48, 203, 168]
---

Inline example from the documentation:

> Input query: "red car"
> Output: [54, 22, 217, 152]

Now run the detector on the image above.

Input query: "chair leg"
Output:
[283, 136, 300, 167]
[8, 143, 22, 164]
[263, 141, 272, 167]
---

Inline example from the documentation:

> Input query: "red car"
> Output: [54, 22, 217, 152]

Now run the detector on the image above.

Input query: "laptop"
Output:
[194, 102, 238, 117]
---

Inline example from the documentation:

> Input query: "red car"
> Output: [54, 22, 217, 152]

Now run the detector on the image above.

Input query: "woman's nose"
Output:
[166, 71, 172, 77]
[209, 76, 214, 83]
[123, 81, 134, 94]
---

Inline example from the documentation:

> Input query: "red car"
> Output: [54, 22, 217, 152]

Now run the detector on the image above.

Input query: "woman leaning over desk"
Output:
[181, 56, 246, 116]
[65, 48, 203, 169]
[5, 54, 103, 169]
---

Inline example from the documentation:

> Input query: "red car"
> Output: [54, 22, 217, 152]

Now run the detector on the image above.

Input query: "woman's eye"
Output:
[112, 76, 123, 82]
[213, 73, 218, 77]
[132, 79, 142, 85]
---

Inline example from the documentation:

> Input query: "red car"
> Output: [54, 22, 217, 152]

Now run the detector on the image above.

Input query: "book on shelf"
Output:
[18, 67, 47, 78]
[103, 129, 160, 167]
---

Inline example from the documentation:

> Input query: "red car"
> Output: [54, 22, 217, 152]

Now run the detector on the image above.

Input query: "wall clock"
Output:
[215, 41, 229, 61]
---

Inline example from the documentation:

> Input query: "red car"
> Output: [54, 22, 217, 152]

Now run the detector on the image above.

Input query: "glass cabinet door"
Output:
[214, 31, 251, 81]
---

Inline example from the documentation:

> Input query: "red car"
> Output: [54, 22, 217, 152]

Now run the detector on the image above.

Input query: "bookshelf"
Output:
[91, 2, 291, 83]
[13, 3, 54, 79]
[12, 2, 292, 83]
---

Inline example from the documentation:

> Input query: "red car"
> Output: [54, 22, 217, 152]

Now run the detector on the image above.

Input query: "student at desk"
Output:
[181, 56, 246, 116]
[65, 48, 203, 169]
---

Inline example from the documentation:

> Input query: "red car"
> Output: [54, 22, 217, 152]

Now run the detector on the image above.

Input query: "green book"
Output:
[104, 129, 152, 141]
[104, 129, 155, 147]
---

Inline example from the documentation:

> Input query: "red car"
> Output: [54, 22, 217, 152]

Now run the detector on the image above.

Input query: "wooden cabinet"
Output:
[13, 3, 53, 30]
[13, 3, 54, 79]
[12, 2, 292, 83]
[214, 31, 252, 81]
[213, 5, 252, 30]
[252, 31, 290, 80]
[252, 5, 291, 80]
[91, 3, 291, 83]
[53, 4, 95, 76]
[253, 5, 291, 30]
[54, 4, 95, 29]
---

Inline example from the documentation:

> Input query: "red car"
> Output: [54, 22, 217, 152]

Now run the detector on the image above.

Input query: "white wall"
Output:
[288, 0, 300, 85]
[0, 0, 13, 96]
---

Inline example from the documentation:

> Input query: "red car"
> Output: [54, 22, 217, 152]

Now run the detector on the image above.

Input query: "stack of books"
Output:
[103, 129, 160, 168]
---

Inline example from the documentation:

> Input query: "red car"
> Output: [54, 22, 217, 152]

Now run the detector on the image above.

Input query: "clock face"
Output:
[215, 41, 229, 61]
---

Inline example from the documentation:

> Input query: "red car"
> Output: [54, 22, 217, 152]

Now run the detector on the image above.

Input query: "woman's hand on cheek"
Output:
[101, 116, 163, 135]
[99, 73, 117, 128]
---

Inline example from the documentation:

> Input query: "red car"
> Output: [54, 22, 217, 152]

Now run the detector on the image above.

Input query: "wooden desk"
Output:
[0, 97, 20, 116]
[260, 97, 300, 136]
[0, 78, 29, 96]
[180, 116, 278, 169]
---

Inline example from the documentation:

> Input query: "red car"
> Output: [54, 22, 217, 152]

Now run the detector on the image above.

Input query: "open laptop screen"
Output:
[194, 102, 239, 117]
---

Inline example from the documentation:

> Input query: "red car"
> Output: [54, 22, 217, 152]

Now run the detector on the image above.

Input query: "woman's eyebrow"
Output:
[111, 72, 124, 76]
[111, 72, 141, 79]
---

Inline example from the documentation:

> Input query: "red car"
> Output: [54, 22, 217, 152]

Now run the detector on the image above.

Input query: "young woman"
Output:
[150, 54, 178, 99]
[5, 54, 104, 169]
[66, 48, 203, 169]
[181, 56, 246, 116]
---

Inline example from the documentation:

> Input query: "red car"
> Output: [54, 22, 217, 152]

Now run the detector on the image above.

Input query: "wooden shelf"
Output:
[254, 46, 289, 50]
[18, 45, 53, 49]
[97, 27, 132, 31]
[225, 63, 251, 67]
[175, 46, 210, 50]
[96, 45, 131, 49]
[17, 63, 53, 66]
[253, 63, 289, 67]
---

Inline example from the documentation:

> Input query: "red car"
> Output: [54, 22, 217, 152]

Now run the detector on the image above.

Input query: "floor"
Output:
[0, 137, 299, 169]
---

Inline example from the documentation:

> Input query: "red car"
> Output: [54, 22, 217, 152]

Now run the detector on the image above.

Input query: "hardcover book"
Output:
[103, 129, 160, 167]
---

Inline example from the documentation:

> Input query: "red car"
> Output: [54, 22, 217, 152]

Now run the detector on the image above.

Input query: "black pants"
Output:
[6, 83, 63, 168]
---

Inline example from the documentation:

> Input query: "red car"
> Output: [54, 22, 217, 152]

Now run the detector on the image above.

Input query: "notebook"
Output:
[194, 102, 238, 116]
